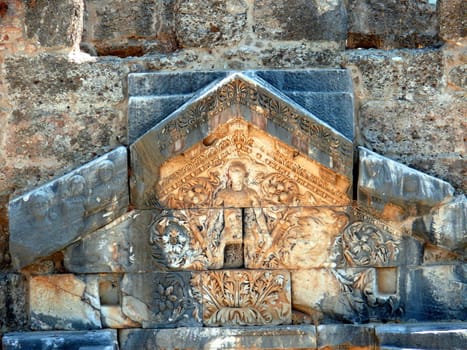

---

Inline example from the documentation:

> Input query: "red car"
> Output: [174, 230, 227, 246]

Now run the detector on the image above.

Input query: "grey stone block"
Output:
[403, 265, 467, 322]
[128, 95, 191, 143]
[2, 330, 118, 350]
[254, 69, 353, 93]
[128, 71, 228, 97]
[120, 272, 201, 328]
[317, 324, 374, 348]
[285, 92, 354, 139]
[119, 325, 316, 350]
[9, 147, 129, 269]
[358, 147, 455, 217]
[375, 322, 467, 350]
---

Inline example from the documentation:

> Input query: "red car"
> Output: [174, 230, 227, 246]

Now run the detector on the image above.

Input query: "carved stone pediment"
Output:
[130, 73, 353, 209]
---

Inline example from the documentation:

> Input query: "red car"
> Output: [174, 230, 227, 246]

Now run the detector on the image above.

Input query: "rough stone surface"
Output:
[358, 147, 455, 218]
[82, 0, 178, 57]
[0, 194, 11, 270]
[254, 0, 347, 45]
[438, 0, 466, 41]
[121, 272, 202, 328]
[347, 0, 439, 49]
[25, 0, 83, 49]
[2, 54, 129, 200]
[64, 210, 156, 273]
[343, 49, 443, 100]
[119, 325, 317, 350]
[0, 274, 27, 334]
[317, 324, 374, 349]
[403, 265, 467, 322]
[29, 274, 102, 330]
[358, 97, 466, 192]
[174, 0, 248, 48]
[375, 322, 467, 350]
[2, 330, 118, 350]
[9, 147, 129, 269]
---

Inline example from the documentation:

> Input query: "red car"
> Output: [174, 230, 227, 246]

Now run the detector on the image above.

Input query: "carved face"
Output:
[30, 192, 50, 220]
[228, 162, 247, 191]
[69, 175, 86, 196]
[98, 161, 115, 183]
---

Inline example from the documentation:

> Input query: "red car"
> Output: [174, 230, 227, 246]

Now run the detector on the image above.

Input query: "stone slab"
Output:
[9, 147, 129, 269]
[403, 265, 467, 322]
[119, 325, 316, 350]
[0, 273, 27, 333]
[29, 274, 102, 330]
[317, 324, 374, 349]
[192, 270, 292, 326]
[358, 147, 454, 219]
[375, 322, 467, 350]
[64, 210, 156, 273]
[2, 330, 118, 350]
[121, 272, 201, 328]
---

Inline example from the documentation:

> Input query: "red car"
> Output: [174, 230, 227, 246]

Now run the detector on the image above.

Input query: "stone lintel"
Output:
[9, 147, 129, 269]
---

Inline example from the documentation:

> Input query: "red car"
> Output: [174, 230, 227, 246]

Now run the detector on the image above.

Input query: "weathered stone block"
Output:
[317, 324, 375, 349]
[347, 0, 439, 49]
[438, 0, 466, 41]
[119, 325, 317, 350]
[245, 206, 349, 269]
[82, 0, 177, 56]
[403, 265, 467, 322]
[9, 147, 128, 269]
[121, 272, 201, 328]
[25, 0, 83, 49]
[29, 274, 102, 330]
[2, 329, 118, 350]
[414, 195, 467, 255]
[254, 0, 347, 44]
[344, 49, 443, 100]
[358, 97, 466, 191]
[192, 270, 292, 326]
[174, 0, 247, 48]
[0, 273, 27, 333]
[358, 147, 454, 219]
[375, 322, 467, 350]
[64, 210, 156, 273]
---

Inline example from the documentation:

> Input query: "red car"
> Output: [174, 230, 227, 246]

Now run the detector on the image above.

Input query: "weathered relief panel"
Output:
[6, 70, 467, 348]
[9, 147, 129, 269]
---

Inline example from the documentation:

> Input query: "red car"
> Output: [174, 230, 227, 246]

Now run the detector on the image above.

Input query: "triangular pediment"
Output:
[130, 72, 353, 209]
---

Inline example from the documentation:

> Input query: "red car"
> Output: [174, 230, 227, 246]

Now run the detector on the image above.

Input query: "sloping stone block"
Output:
[2, 329, 118, 350]
[119, 325, 316, 350]
[9, 147, 129, 269]
[403, 265, 467, 322]
[317, 324, 374, 349]
[130, 73, 353, 208]
[425, 195, 466, 254]
[375, 322, 467, 350]
[29, 274, 102, 330]
[192, 270, 292, 326]
[121, 272, 201, 328]
[358, 147, 454, 218]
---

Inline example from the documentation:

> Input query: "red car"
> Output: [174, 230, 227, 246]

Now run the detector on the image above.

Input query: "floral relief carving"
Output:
[192, 270, 291, 326]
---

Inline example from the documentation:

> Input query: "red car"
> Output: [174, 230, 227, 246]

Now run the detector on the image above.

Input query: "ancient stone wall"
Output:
[0, 0, 465, 346]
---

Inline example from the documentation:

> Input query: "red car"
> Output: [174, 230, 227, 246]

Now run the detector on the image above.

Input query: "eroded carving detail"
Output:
[246, 207, 349, 269]
[156, 118, 350, 209]
[192, 270, 291, 326]
[157, 78, 352, 175]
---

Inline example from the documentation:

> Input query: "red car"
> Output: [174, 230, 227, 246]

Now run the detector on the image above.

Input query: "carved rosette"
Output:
[332, 221, 400, 267]
[192, 270, 292, 326]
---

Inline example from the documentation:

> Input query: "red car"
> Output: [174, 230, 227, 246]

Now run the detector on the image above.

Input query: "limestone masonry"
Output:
[0, 1, 465, 349]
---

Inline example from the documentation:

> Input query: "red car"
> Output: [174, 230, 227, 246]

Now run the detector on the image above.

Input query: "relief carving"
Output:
[156, 118, 350, 209]
[192, 270, 291, 326]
